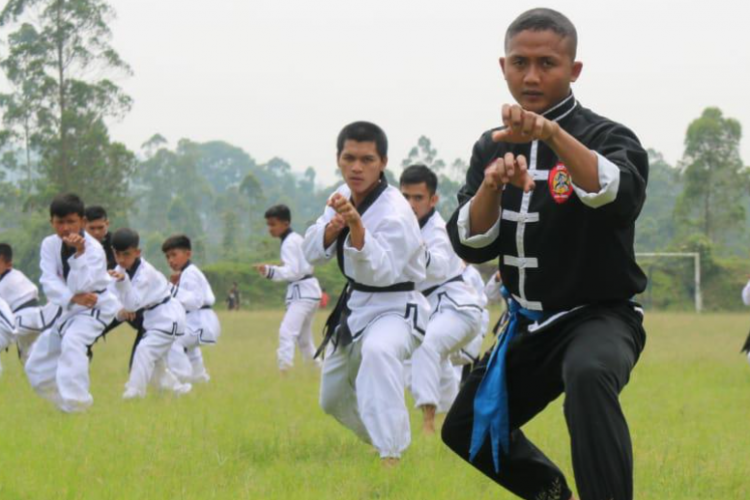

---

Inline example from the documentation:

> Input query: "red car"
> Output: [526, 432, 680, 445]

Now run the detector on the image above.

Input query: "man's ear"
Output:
[571, 61, 583, 82]
[431, 193, 440, 208]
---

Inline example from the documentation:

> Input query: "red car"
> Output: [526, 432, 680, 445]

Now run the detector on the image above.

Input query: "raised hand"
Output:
[254, 264, 268, 277]
[483, 153, 536, 193]
[108, 270, 125, 281]
[328, 193, 362, 228]
[491, 104, 559, 144]
[71, 292, 98, 308]
[63, 233, 86, 257]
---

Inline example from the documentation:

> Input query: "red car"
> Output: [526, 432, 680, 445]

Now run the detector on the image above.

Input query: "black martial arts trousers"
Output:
[441, 302, 646, 500]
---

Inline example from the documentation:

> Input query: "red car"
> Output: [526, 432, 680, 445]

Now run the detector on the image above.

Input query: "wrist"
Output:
[542, 121, 562, 147]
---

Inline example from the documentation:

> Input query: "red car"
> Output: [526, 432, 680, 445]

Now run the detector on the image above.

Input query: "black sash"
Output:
[144, 295, 171, 311]
[422, 274, 465, 298]
[292, 274, 314, 283]
[315, 176, 414, 358]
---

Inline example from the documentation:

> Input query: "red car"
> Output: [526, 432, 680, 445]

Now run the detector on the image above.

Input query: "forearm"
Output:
[469, 182, 503, 236]
[348, 221, 365, 251]
[323, 223, 341, 249]
[545, 127, 600, 192]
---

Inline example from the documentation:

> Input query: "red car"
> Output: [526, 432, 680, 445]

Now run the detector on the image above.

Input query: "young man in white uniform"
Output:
[449, 264, 491, 379]
[400, 164, 484, 433]
[256, 205, 321, 372]
[108, 228, 191, 399]
[303, 121, 429, 465]
[163, 234, 220, 383]
[0, 297, 15, 377]
[25, 193, 120, 413]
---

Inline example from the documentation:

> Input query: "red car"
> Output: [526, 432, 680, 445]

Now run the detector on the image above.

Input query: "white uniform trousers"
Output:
[278, 299, 318, 370]
[405, 358, 460, 414]
[127, 330, 188, 397]
[25, 314, 106, 412]
[320, 314, 419, 459]
[167, 334, 209, 383]
[411, 308, 481, 409]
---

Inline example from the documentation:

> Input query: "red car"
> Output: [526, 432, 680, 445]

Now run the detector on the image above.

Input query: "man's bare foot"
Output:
[382, 457, 400, 468]
[421, 404, 437, 434]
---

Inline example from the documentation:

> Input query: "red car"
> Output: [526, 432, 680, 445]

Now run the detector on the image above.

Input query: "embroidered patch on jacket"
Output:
[548, 163, 573, 204]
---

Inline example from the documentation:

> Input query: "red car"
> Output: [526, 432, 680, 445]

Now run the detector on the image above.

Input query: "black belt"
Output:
[188, 305, 212, 314]
[292, 274, 314, 283]
[145, 296, 171, 311]
[315, 279, 416, 359]
[422, 274, 464, 298]
[13, 298, 40, 313]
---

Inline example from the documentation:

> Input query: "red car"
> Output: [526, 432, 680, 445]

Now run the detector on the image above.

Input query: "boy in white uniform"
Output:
[0, 297, 15, 377]
[303, 121, 429, 465]
[108, 228, 191, 399]
[400, 164, 484, 433]
[0, 243, 60, 365]
[256, 205, 322, 372]
[740, 279, 750, 364]
[163, 234, 220, 383]
[25, 193, 120, 413]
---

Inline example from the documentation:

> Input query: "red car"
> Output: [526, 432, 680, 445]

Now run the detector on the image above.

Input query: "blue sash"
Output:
[469, 287, 543, 473]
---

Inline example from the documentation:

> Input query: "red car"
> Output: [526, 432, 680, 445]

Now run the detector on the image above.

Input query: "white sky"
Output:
[102, 0, 750, 185]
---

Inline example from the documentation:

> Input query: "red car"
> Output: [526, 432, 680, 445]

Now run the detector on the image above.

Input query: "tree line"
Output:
[0, 0, 748, 309]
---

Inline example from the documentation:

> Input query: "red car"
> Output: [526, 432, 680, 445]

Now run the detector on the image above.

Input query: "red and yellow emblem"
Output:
[548, 163, 573, 204]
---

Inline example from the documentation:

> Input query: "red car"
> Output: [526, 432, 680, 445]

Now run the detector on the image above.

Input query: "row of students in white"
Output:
[0, 196, 220, 412]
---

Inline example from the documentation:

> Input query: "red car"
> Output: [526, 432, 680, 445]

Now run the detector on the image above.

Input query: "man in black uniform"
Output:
[441, 9, 648, 500]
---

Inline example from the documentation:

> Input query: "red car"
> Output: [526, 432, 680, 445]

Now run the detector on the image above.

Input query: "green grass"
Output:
[1, 310, 749, 499]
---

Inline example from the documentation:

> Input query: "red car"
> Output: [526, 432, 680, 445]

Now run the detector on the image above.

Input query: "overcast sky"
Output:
[102, 0, 749, 185]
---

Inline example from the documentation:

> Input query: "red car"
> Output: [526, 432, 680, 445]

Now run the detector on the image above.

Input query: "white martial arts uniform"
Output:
[410, 210, 483, 413]
[303, 179, 429, 459]
[449, 265, 490, 368]
[0, 268, 60, 364]
[0, 297, 16, 377]
[265, 230, 322, 370]
[25, 232, 119, 412]
[167, 261, 221, 383]
[110, 257, 190, 398]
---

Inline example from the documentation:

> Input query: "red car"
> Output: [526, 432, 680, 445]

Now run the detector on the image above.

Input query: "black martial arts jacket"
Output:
[447, 93, 648, 312]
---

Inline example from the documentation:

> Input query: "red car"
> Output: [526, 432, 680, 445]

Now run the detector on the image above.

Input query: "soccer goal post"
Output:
[635, 252, 702, 313]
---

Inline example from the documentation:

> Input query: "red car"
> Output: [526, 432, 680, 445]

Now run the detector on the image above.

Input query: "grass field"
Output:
[1, 310, 750, 500]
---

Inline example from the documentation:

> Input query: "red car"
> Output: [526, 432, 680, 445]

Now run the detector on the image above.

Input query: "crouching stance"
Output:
[25, 194, 119, 412]
[303, 122, 429, 463]
[108, 228, 191, 399]
[400, 165, 484, 433]
[164, 234, 221, 383]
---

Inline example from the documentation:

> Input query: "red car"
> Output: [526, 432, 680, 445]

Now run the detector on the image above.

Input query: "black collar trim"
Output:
[418, 208, 436, 229]
[0, 269, 10, 282]
[541, 92, 578, 123]
[280, 228, 293, 243]
[126, 258, 142, 280]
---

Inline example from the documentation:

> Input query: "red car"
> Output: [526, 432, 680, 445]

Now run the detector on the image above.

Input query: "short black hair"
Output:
[400, 164, 438, 195]
[162, 234, 192, 253]
[505, 8, 578, 60]
[85, 205, 108, 222]
[50, 193, 85, 219]
[264, 204, 291, 223]
[112, 228, 140, 252]
[336, 121, 388, 160]
[0, 243, 12, 263]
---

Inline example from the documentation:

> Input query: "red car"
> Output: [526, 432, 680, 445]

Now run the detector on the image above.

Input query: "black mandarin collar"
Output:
[541, 92, 578, 123]
[418, 208, 436, 229]
[280, 229, 293, 243]
[0, 269, 10, 282]
[180, 260, 192, 272]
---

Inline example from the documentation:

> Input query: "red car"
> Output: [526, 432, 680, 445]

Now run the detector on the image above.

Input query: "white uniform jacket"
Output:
[418, 210, 482, 318]
[112, 258, 185, 336]
[266, 231, 322, 304]
[303, 182, 430, 340]
[40, 232, 119, 329]
[0, 268, 59, 334]
[172, 262, 221, 344]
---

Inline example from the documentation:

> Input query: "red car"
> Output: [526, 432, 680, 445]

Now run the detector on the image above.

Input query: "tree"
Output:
[0, 0, 134, 213]
[635, 149, 682, 251]
[674, 108, 748, 246]
[401, 135, 446, 172]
